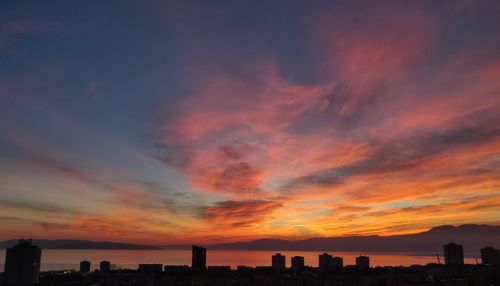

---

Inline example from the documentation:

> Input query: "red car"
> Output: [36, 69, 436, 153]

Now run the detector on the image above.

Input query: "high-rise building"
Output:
[444, 243, 464, 265]
[291, 256, 304, 272]
[319, 253, 333, 273]
[332, 256, 343, 268]
[100, 260, 111, 272]
[272, 253, 286, 273]
[4, 239, 42, 284]
[356, 256, 370, 269]
[192, 245, 206, 271]
[80, 260, 91, 273]
[481, 246, 500, 265]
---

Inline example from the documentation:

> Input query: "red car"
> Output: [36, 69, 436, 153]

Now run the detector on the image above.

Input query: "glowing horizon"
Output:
[1, 1, 500, 244]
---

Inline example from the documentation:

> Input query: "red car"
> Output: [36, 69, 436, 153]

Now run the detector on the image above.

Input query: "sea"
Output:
[0, 249, 477, 272]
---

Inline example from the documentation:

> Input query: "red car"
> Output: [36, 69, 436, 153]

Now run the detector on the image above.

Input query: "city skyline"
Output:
[5, 239, 498, 269]
[3, 239, 500, 286]
[3, 239, 498, 271]
[1, 1, 500, 244]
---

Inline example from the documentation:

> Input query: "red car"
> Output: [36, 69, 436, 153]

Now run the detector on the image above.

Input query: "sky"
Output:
[1, 0, 500, 245]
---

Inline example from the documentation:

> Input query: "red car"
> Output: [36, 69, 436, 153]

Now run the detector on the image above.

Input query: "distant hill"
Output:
[2, 225, 498, 253]
[0, 239, 161, 250]
[210, 224, 500, 255]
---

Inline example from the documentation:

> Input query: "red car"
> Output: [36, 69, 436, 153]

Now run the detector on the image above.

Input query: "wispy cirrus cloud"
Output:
[1, 1, 499, 243]
[204, 199, 282, 228]
[156, 0, 500, 238]
[159, 64, 336, 195]
[0, 199, 81, 216]
[285, 109, 500, 192]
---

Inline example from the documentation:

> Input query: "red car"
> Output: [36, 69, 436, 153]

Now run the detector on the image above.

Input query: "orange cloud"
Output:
[2, 1, 499, 243]
[155, 0, 500, 240]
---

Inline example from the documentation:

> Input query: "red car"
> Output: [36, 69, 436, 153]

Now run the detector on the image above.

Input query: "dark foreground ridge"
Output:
[16, 264, 500, 286]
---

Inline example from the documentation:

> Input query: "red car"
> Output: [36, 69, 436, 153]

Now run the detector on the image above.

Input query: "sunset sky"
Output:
[1, 0, 500, 244]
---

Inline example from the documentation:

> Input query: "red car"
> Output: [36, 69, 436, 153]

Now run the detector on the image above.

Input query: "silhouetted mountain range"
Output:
[2, 225, 498, 254]
[210, 224, 500, 255]
[0, 239, 160, 250]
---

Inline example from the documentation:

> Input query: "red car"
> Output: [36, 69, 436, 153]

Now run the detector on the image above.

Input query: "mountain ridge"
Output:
[2, 225, 498, 253]
[209, 224, 500, 254]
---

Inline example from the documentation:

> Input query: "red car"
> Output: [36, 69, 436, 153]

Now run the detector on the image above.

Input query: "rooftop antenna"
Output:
[436, 254, 442, 265]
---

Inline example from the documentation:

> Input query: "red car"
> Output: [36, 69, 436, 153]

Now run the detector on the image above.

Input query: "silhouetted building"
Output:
[80, 260, 91, 273]
[236, 265, 254, 272]
[4, 239, 42, 284]
[164, 265, 190, 273]
[24, 260, 499, 286]
[356, 256, 370, 269]
[481, 246, 500, 265]
[333, 256, 344, 268]
[254, 266, 273, 272]
[138, 264, 163, 272]
[272, 253, 286, 273]
[207, 266, 231, 272]
[100, 260, 111, 272]
[444, 243, 464, 265]
[319, 253, 333, 273]
[291, 256, 304, 272]
[191, 245, 206, 271]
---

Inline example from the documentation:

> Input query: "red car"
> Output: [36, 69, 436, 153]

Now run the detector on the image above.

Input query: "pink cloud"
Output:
[153, 1, 500, 238]
[160, 64, 336, 194]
